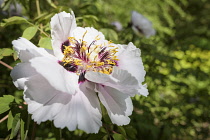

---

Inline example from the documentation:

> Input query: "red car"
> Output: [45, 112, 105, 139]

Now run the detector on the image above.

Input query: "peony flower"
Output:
[131, 11, 156, 38]
[111, 21, 123, 31]
[11, 11, 148, 133]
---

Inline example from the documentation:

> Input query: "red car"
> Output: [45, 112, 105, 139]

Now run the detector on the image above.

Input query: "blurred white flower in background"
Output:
[0, 0, 22, 16]
[111, 21, 123, 31]
[131, 11, 156, 38]
[11, 11, 148, 133]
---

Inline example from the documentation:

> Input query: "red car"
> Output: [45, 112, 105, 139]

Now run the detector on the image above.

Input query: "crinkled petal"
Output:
[51, 11, 77, 60]
[97, 85, 133, 125]
[24, 75, 102, 133]
[29, 56, 78, 94]
[85, 67, 139, 96]
[12, 37, 52, 62]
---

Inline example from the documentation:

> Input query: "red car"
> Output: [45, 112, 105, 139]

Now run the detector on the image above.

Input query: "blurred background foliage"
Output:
[0, 0, 209, 139]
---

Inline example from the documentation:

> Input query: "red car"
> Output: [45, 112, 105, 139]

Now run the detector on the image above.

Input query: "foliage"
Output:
[0, 0, 209, 139]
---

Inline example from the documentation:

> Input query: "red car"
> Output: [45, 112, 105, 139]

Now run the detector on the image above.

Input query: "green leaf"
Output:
[1, 0, 11, 11]
[22, 26, 38, 40]
[0, 16, 31, 27]
[117, 126, 126, 137]
[0, 95, 15, 114]
[0, 48, 14, 59]
[87, 132, 106, 140]
[10, 113, 21, 139]
[124, 126, 137, 139]
[46, 0, 57, 8]
[7, 111, 14, 130]
[52, 124, 61, 140]
[112, 133, 125, 140]
[100, 28, 118, 42]
[38, 37, 52, 49]
[20, 119, 26, 140]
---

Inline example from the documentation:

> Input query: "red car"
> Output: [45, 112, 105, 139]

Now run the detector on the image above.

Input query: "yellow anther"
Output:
[68, 37, 75, 40]
[96, 62, 104, 66]
[103, 69, 110, 74]
[107, 60, 115, 65]
[82, 30, 88, 38]
[81, 46, 87, 51]
[108, 40, 113, 44]
[74, 59, 82, 65]
[95, 35, 100, 40]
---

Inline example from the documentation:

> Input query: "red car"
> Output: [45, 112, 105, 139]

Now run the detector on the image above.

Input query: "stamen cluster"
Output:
[60, 33, 119, 75]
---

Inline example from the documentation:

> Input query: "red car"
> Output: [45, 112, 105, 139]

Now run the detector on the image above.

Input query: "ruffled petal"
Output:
[51, 11, 77, 60]
[116, 43, 149, 96]
[10, 62, 37, 89]
[85, 67, 139, 97]
[138, 84, 149, 97]
[12, 37, 52, 62]
[24, 75, 102, 133]
[29, 56, 78, 94]
[97, 85, 133, 125]
[117, 42, 146, 83]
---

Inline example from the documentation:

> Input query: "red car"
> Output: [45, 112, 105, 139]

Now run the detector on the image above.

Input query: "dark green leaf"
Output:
[112, 133, 125, 140]
[87, 132, 106, 140]
[117, 126, 126, 137]
[124, 126, 137, 139]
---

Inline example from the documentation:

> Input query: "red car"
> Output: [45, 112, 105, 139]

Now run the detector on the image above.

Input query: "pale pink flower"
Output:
[11, 11, 148, 133]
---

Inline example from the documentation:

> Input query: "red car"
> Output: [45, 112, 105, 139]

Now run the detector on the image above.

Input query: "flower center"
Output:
[59, 31, 119, 77]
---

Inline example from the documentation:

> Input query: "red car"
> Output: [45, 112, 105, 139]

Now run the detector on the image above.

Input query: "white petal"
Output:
[138, 84, 149, 97]
[97, 85, 133, 125]
[72, 27, 105, 45]
[51, 11, 77, 60]
[85, 67, 139, 96]
[24, 75, 102, 133]
[117, 43, 149, 96]
[30, 56, 78, 94]
[54, 81, 102, 133]
[12, 37, 52, 62]
[117, 42, 146, 84]
[24, 75, 69, 123]
[10, 62, 37, 89]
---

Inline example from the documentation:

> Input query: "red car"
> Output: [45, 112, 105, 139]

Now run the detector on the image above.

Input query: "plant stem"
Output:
[36, 0, 46, 37]
[31, 122, 37, 140]
[0, 114, 8, 123]
[0, 60, 13, 70]
[36, 0, 41, 16]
